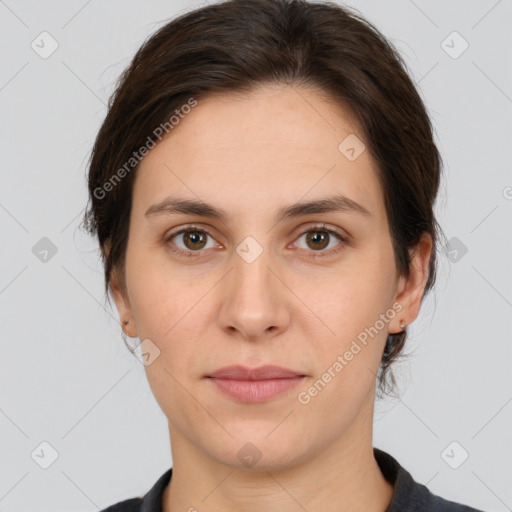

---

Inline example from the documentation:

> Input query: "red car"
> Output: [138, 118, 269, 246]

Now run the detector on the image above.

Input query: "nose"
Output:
[216, 246, 291, 342]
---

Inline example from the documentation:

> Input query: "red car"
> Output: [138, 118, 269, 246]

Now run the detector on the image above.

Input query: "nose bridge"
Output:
[232, 237, 277, 306]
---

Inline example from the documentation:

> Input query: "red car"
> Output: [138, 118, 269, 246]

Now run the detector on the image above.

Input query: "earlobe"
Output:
[121, 318, 137, 337]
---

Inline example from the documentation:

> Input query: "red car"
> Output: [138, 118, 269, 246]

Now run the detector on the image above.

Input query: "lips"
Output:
[206, 365, 306, 403]
[207, 365, 305, 380]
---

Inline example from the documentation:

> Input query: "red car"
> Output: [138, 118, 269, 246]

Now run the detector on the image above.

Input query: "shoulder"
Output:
[98, 497, 142, 512]
[430, 493, 483, 511]
[98, 466, 173, 512]
[373, 448, 483, 512]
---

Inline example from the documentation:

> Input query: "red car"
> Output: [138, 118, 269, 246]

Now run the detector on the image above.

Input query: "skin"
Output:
[110, 83, 432, 512]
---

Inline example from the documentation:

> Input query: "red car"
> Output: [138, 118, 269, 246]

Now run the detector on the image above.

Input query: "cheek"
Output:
[309, 267, 395, 345]
[125, 245, 205, 337]
[298, 246, 395, 382]
[126, 255, 213, 377]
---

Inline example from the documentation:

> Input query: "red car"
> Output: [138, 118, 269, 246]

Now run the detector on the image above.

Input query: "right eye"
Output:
[165, 226, 220, 256]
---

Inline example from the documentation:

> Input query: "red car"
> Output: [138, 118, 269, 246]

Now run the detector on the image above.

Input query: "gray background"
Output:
[1, 0, 511, 510]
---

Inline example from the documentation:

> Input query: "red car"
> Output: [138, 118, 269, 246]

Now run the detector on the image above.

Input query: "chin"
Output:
[203, 430, 313, 473]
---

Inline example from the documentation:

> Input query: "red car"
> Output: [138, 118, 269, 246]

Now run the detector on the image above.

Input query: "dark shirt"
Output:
[99, 448, 483, 511]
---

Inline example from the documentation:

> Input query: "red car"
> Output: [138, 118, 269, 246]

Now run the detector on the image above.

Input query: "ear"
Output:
[109, 266, 138, 338]
[389, 232, 433, 334]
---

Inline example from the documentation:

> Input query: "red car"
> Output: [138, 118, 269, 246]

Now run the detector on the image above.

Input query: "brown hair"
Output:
[82, 0, 446, 396]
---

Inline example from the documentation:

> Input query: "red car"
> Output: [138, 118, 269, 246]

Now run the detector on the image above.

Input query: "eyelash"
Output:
[164, 223, 349, 259]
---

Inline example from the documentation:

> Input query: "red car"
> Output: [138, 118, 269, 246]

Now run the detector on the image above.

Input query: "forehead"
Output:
[132, 84, 385, 224]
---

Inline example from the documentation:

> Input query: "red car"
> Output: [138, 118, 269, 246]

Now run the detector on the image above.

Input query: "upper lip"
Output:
[207, 365, 305, 380]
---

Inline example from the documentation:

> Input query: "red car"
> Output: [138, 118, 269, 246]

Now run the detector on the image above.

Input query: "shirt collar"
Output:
[373, 447, 431, 510]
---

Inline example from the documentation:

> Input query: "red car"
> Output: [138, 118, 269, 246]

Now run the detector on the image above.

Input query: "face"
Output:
[111, 83, 431, 471]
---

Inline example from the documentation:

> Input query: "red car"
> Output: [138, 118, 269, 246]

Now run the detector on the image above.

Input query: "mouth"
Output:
[206, 365, 306, 403]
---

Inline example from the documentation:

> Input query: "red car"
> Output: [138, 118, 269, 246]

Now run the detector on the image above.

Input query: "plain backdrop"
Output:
[0, 0, 511, 511]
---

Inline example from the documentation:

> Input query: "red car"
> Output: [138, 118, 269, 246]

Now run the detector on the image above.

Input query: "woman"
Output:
[84, 0, 482, 510]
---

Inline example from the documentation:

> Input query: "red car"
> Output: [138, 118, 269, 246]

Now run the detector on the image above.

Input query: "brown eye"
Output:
[305, 230, 330, 251]
[182, 230, 208, 250]
[295, 225, 348, 258]
[167, 228, 217, 254]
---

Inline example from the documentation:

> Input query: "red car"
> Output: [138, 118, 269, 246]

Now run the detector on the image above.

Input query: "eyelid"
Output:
[165, 222, 221, 239]
[291, 222, 350, 242]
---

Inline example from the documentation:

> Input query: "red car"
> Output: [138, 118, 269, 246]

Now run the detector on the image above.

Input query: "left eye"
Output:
[294, 227, 346, 254]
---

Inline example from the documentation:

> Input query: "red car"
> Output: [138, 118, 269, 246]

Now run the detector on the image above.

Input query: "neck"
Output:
[163, 395, 393, 512]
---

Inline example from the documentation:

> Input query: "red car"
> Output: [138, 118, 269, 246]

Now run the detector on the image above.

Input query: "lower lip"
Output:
[208, 377, 305, 403]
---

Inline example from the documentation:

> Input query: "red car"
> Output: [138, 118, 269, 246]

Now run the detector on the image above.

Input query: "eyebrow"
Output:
[144, 194, 372, 222]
